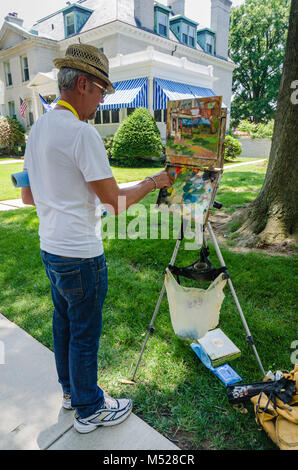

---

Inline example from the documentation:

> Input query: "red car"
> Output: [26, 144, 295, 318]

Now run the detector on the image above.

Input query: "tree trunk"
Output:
[237, 0, 298, 245]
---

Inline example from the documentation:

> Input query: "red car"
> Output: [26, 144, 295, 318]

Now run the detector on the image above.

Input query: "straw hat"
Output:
[54, 44, 115, 94]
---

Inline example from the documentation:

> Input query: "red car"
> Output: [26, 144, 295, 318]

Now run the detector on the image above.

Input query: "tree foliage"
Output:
[229, 0, 290, 125]
[236, 120, 274, 139]
[232, 0, 298, 245]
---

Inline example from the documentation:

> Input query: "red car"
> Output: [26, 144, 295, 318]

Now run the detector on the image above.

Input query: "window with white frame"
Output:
[127, 107, 135, 116]
[157, 11, 168, 37]
[21, 56, 30, 82]
[4, 62, 12, 86]
[65, 12, 75, 36]
[182, 23, 188, 44]
[8, 101, 15, 118]
[182, 24, 195, 47]
[154, 109, 167, 123]
[111, 110, 119, 123]
[154, 109, 162, 122]
[94, 109, 120, 124]
[206, 35, 214, 54]
[102, 110, 110, 124]
[95, 110, 101, 124]
[189, 27, 195, 47]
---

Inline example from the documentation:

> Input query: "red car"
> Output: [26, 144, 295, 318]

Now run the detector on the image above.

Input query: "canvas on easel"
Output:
[131, 97, 266, 382]
[156, 96, 227, 223]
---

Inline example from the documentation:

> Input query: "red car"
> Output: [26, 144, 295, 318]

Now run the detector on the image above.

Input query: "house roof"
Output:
[0, 19, 58, 52]
[33, 3, 94, 24]
[30, 0, 202, 50]
[0, 1, 213, 58]
[31, 0, 138, 39]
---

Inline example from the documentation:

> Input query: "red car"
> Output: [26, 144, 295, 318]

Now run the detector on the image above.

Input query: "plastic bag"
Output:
[164, 268, 227, 340]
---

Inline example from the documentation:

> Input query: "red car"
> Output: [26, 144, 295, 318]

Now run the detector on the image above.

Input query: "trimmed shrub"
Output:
[111, 108, 163, 166]
[224, 135, 242, 160]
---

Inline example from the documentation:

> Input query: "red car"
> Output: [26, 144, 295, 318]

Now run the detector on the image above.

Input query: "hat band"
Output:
[86, 62, 109, 79]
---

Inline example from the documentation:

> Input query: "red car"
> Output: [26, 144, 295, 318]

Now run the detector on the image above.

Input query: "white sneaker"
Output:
[62, 393, 74, 410]
[74, 395, 133, 433]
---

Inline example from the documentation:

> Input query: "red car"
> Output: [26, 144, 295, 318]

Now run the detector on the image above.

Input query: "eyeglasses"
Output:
[92, 81, 108, 98]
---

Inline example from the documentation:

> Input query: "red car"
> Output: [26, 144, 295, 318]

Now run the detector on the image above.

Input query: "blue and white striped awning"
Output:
[153, 77, 216, 110]
[99, 77, 148, 110]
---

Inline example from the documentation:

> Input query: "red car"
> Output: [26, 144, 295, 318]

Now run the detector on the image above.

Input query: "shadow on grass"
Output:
[215, 171, 266, 211]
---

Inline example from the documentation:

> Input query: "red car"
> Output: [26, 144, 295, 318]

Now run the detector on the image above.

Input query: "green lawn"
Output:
[215, 161, 268, 213]
[0, 163, 158, 201]
[0, 157, 265, 202]
[0, 159, 296, 450]
[0, 162, 24, 201]
[110, 166, 162, 184]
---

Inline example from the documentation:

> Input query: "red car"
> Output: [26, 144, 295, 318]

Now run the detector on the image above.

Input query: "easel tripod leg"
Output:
[131, 222, 186, 381]
[207, 222, 266, 376]
[131, 283, 166, 382]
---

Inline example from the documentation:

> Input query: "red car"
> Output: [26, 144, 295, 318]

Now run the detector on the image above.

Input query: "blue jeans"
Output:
[41, 250, 108, 418]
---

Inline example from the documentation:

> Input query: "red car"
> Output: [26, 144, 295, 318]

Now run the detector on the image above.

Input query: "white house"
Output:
[0, 0, 235, 139]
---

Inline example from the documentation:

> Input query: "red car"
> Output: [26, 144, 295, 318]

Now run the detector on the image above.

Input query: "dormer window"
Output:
[63, 4, 93, 38]
[169, 16, 198, 48]
[154, 3, 170, 38]
[197, 28, 216, 55]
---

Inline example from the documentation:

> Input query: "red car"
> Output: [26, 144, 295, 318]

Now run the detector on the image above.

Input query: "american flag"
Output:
[20, 98, 27, 120]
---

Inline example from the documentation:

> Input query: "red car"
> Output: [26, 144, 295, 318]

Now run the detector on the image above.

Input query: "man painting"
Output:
[22, 44, 173, 433]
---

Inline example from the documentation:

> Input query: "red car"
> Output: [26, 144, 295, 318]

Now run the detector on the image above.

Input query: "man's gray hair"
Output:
[57, 67, 94, 92]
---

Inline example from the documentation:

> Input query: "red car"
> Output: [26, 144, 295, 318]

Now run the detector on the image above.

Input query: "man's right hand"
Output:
[151, 170, 175, 189]
[89, 169, 175, 216]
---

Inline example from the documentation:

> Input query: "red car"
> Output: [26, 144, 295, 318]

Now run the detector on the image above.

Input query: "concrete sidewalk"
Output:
[0, 313, 178, 450]
[0, 159, 23, 164]
[0, 199, 28, 211]
[224, 158, 266, 169]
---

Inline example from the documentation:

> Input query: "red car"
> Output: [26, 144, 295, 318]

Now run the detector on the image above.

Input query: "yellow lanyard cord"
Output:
[56, 100, 79, 120]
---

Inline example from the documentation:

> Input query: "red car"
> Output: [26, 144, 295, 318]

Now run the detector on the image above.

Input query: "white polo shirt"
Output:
[24, 109, 113, 258]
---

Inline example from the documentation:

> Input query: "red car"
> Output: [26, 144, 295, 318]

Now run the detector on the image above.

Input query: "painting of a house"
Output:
[167, 96, 223, 164]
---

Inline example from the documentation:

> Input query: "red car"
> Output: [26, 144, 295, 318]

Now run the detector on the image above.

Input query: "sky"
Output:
[0, 0, 245, 31]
